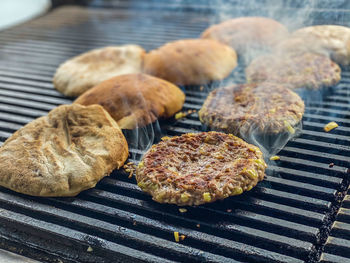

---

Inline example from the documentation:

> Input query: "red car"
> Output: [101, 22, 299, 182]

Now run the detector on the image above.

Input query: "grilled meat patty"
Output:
[246, 53, 341, 89]
[199, 83, 305, 135]
[136, 132, 266, 206]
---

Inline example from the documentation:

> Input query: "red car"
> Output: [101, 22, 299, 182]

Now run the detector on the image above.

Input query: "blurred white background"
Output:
[0, 0, 50, 30]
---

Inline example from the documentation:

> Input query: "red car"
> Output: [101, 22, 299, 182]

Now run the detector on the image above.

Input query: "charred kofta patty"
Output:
[136, 132, 266, 206]
[198, 83, 305, 135]
[246, 53, 341, 89]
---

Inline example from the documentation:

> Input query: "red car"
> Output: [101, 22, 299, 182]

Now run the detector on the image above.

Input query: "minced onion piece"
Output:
[324, 121, 338, 132]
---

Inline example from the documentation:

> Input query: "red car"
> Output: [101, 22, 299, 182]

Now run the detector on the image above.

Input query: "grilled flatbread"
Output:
[74, 73, 185, 129]
[143, 39, 237, 85]
[0, 104, 128, 197]
[53, 45, 145, 97]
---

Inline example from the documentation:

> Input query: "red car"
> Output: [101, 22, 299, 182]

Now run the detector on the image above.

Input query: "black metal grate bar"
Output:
[320, 188, 350, 263]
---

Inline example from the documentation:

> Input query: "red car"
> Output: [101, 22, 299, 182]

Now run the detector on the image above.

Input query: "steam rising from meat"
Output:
[123, 121, 162, 160]
[243, 122, 303, 156]
[242, 93, 304, 157]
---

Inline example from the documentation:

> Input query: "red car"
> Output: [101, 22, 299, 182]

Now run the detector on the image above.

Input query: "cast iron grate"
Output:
[0, 5, 349, 263]
[320, 187, 350, 263]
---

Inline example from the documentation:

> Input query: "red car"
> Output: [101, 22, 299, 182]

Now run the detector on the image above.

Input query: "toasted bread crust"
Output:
[0, 104, 128, 197]
[75, 73, 185, 129]
[143, 39, 237, 85]
[199, 83, 305, 135]
[53, 45, 145, 97]
[136, 132, 266, 206]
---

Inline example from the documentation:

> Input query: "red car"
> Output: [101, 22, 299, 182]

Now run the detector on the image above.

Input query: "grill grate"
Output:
[0, 5, 349, 263]
[320, 187, 350, 263]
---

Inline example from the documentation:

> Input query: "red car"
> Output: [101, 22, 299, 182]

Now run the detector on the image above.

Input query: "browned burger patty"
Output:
[246, 53, 341, 89]
[136, 132, 266, 206]
[198, 83, 305, 135]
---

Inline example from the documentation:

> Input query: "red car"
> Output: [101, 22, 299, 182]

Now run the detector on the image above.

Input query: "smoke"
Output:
[243, 121, 303, 157]
[123, 121, 162, 160]
[112, 76, 167, 161]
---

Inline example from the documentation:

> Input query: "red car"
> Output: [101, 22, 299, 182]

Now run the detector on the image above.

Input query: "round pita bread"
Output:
[75, 73, 185, 129]
[0, 104, 128, 197]
[143, 39, 237, 85]
[53, 45, 145, 97]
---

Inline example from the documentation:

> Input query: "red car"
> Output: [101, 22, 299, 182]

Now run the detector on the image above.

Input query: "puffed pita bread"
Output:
[75, 73, 185, 129]
[0, 104, 128, 197]
[143, 39, 237, 85]
[276, 25, 350, 66]
[53, 45, 145, 97]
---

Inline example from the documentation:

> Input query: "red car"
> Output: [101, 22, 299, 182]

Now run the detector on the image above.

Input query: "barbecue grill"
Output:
[0, 1, 349, 262]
